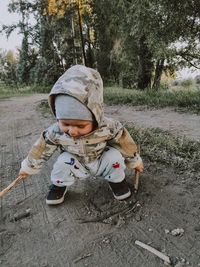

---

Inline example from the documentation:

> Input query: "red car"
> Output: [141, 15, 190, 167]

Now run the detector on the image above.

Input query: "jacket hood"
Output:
[49, 65, 104, 126]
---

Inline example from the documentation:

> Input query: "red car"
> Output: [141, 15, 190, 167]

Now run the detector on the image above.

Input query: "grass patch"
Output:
[0, 81, 51, 99]
[127, 125, 200, 178]
[1, 81, 200, 114]
[0, 83, 32, 99]
[104, 86, 200, 114]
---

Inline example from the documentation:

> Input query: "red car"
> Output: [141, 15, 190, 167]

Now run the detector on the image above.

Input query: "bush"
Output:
[180, 78, 193, 88]
[121, 72, 137, 89]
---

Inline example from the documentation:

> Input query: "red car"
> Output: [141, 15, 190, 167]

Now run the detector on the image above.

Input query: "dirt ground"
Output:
[0, 94, 200, 267]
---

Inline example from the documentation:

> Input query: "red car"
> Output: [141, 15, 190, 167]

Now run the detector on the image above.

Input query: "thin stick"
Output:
[73, 253, 92, 263]
[0, 176, 24, 197]
[134, 145, 140, 191]
[135, 240, 171, 264]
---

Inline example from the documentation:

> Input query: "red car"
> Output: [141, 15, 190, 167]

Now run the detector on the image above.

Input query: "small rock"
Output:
[171, 228, 184, 236]
[102, 237, 110, 244]
[165, 229, 170, 234]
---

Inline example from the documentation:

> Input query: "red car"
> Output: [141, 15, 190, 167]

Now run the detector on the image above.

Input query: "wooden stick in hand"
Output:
[134, 145, 140, 192]
[0, 176, 24, 198]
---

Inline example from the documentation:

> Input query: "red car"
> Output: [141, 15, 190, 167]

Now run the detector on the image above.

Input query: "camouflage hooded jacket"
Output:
[21, 65, 141, 175]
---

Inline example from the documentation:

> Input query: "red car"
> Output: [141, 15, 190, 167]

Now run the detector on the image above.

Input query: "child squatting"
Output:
[19, 65, 143, 205]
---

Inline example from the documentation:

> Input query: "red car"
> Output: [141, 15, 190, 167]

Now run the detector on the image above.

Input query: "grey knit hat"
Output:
[55, 94, 93, 121]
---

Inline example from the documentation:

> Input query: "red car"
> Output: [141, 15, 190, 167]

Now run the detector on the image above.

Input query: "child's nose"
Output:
[68, 126, 78, 136]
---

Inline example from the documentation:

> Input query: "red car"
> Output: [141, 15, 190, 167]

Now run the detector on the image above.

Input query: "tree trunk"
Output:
[86, 27, 94, 68]
[77, 2, 87, 66]
[137, 35, 153, 90]
[152, 58, 164, 91]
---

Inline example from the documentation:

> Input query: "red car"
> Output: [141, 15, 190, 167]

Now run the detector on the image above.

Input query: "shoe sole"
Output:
[113, 189, 131, 200]
[46, 187, 67, 205]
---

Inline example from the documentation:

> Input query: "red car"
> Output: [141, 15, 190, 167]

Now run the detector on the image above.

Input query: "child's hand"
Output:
[135, 160, 143, 172]
[19, 170, 29, 179]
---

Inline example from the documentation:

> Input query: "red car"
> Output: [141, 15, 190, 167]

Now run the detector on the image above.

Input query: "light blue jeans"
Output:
[51, 147, 126, 187]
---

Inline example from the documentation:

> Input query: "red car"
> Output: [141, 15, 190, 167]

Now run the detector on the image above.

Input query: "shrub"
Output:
[121, 72, 137, 89]
[180, 78, 193, 88]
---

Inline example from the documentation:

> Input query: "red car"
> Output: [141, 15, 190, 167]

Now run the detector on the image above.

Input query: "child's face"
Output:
[58, 119, 94, 137]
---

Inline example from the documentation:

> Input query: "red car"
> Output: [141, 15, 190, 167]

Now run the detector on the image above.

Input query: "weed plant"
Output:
[127, 125, 200, 178]
[104, 86, 200, 114]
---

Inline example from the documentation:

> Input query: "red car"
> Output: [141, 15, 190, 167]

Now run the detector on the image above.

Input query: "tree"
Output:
[0, 49, 18, 85]
[121, 0, 200, 90]
[92, 0, 122, 82]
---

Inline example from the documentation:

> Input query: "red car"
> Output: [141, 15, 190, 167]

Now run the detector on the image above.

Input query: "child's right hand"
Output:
[19, 169, 29, 179]
[135, 160, 143, 172]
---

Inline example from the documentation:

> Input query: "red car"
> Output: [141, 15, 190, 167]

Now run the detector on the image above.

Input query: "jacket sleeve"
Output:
[107, 126, 142, 169]
[21, 125, 58, 175]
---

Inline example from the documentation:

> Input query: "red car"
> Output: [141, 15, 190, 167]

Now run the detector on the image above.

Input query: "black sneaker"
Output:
[108, 179, 131, 200]
[46, 184, 67, 205]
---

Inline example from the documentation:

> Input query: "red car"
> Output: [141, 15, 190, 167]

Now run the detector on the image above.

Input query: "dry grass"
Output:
[127, 125, 200, 179]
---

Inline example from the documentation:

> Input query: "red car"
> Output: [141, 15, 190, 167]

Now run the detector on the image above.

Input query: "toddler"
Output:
[19, 65, 143, 205]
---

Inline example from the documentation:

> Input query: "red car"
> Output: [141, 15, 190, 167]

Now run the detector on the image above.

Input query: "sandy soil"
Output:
[0, 94, 200, 267]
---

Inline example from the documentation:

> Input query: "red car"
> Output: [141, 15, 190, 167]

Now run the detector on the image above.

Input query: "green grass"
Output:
[104, 86, 200, 114]
[1, 81, 200, 114]
[0, 81, 51, 99]
[127, 125, 200, 178]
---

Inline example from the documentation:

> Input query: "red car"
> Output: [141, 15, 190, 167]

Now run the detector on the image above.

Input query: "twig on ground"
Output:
[73, 253, 92, 263]
[135, 240, 171, 265]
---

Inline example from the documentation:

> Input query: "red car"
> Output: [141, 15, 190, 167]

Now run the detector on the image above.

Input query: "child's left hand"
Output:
[135, 160, 143, 172]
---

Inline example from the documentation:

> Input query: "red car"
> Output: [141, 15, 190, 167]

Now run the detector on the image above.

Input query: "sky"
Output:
[0, 0, 199, 79]
[0, 0, 23, 51]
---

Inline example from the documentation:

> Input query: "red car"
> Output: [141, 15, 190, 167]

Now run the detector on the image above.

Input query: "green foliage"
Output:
[92, 0, 122, 82]
[0, 81, 52, 99]
[119, 0, 200, 89]
[121, 72, 137, 89]
[2, 0, 200, 90]
[0, 80, 33, 99]
[159, 81, 169, 91]
[17, 33, 29, 84]
[0, 50, 18, 86]
[31, 84, 52, 93]
[195, 75, 200, 85]
[104, 86, 200, 113]
[180, 78, 194, 88]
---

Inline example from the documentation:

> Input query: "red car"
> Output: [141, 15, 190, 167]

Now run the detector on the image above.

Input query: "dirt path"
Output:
[0, 95, 200, 267]
[104, 106, 200, 142]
